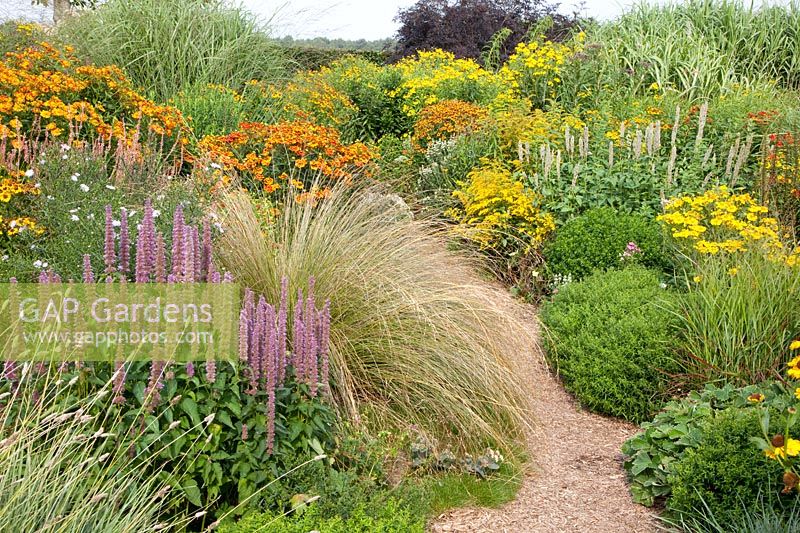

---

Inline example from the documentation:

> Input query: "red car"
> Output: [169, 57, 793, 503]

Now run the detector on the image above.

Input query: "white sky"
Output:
[242, 0, 639, 40]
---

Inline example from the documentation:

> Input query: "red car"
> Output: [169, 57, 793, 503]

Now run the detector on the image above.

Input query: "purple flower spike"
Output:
[182, 226, 195, 282]
[112, 360, 126, 404]
[205, 359, 216, 383]
[104, 205, 116, 275]
[320, 299, 331, 396]
[119, 208, 130, 275]
[201, 218, 213, 281]
[186, 361, 195, 378]
[170, 204, 185, 278]
[277, 277, 288, 383]
[155, 233, 167, 283]
[82, 254, 94, 283]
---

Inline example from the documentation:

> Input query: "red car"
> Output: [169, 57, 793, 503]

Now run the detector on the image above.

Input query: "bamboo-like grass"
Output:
[216, 185, 536, 454]
[593, 0, 800, 99]
[58, 0, 290, 101]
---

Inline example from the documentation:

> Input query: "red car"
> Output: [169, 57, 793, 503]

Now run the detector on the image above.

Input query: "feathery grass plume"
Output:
[216, 184, 535, 453]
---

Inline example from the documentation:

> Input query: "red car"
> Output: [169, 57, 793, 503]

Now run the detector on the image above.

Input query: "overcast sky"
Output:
[242, 0, 639, 40]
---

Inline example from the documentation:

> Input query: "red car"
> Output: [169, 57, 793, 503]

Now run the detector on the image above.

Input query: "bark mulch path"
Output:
[429, 315, 659, 533]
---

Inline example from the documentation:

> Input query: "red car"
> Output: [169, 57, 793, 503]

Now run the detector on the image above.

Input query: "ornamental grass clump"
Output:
[0, 368, 202, 532]
[215, 184, 535, 454]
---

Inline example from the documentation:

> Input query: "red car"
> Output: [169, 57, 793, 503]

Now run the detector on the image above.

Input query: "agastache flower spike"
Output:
[82, 254, 94, 283]
[320, 299, 331, 396]
[119, 208, 129, 275]
[277, 277, 288, 384]
[201, 218, 213, 281]
[170, 204, 184, 278]
[154, 233, 167, 283]
[104, 205, 115, 275]
[182, 226, 195, 282]
[112, 361, 126, 404]
[293, 288, 305, 380]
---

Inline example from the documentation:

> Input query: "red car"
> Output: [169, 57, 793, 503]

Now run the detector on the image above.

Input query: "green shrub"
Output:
[543, 207, 671, 280]
[540, 266, 677, 422]
[622, 382, 792, 507]
[673, 249, 800, 385]
[218, 498, 424, 533]
[59, 0, 289, 101]
[216, 185, 534, 454]
[668, 408, 789, 523]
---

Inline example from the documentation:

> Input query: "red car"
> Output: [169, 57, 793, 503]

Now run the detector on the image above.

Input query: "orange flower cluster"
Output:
[198, 120, 377, 201]
[412, 99, 489, 150]
[0, 34, 187, 149]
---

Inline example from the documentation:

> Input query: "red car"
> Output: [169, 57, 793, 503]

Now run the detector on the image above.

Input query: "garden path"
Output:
[429, 313, 658, 533]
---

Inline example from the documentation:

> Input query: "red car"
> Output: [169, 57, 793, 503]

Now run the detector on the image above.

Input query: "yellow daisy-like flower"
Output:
[767, 438, 800, 459]
[791, 340, 800, 351]
[748, 392, 765, 403]
[795, 388, 800, 401]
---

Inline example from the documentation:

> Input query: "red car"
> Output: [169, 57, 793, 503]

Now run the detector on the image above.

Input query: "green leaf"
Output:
[182, 479, 203, 507]
[181, 397, 200, 425]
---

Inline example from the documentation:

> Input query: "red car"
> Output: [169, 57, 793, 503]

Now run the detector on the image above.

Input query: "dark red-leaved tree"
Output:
[392, 0, 580, 63]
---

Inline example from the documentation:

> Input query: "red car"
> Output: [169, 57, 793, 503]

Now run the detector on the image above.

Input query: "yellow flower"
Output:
[795, 388, 800, 401]
[791, 340, 800, 351]
[693, 275, 702, 283]
[748, 392, 765, 403]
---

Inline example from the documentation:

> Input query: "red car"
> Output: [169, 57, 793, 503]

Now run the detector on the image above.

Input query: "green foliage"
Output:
[0, 141, 197, 283]
[543, 207, 670, 280]
[668, 494, 800, 533]
[284, 47, 390, 72]
[622, 382, 792, 507]
[217, 498, 424, 533]
[540, 266, 677, 422]
[672, 249, 800, 385]
[2, 362, 336, 520]
[668, 408, 789, 523]
[58, 0, 289, 101]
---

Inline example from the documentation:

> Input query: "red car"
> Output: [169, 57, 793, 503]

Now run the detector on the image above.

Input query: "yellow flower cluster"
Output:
[498, 35, 583, 107]
[0, 215, 43, 237]
[0, 176, 39, 203]
[658, 186, 781, 255]
[448, 162, 554, 250]
[393, 50, 504, 117]
[495, 103, 584, 153]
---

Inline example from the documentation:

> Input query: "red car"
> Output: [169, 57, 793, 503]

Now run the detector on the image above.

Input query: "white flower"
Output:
[9, 221, 17, 228]
[112, 220, 121, 228]
[61, 154, 69, 160]
[210, 162, 222, 169]
[1, 255, 8, 262]
[24, 169, 34, 178]
[87, 213, 95, 220]
[46, 195, 54, 200]
[70, 214, 79, 222]
[60, 143, 71, 152]
[105, 184, 116, 190]
[70, 174, 78, 182]
[659, 282, 667, 289]
[33, 260, 42, 268]
[39, 159, 46, 165]
[79, 184, 89, 192]
[69, 208, 79, 213]
[152, 209, 161, 218]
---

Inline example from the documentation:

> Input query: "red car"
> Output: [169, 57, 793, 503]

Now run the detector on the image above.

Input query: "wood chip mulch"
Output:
[428, 315, 659, 533]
